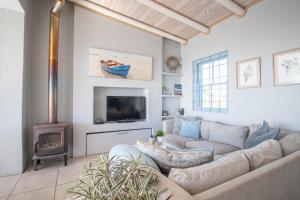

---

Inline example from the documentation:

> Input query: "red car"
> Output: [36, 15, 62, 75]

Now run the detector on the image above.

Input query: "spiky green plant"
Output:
[67, 155, 164, 200]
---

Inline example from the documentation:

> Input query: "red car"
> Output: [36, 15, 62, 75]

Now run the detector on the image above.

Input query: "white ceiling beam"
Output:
[70, 0, 187, 44]
[135, 0, 210, 33]
[214, 0, 246, 16]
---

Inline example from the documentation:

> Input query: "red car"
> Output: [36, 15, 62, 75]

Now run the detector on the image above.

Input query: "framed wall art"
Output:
[237, 57, 261, 89]
[273, 48, 300, 86]
[89, 48, 153, 80]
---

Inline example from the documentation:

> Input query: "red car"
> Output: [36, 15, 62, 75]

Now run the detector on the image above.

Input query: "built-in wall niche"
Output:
[93, 87, 149, 124]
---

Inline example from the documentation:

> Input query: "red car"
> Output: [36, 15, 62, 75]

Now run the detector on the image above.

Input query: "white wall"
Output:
[73, 6, 162, 157]
[0, 7, 24, 175]
[181, 0, 300, 131]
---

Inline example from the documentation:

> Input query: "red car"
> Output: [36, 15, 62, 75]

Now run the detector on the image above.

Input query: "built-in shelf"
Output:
[162, 115, 176, 119]
[162, 95, 182, 98]
[162, 72, 182, 77]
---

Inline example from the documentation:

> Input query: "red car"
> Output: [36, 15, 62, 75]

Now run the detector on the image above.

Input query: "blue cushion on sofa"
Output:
[109, 144, 160, 172]
[245, 121, 279, 148]
[179, 119, 201, 139]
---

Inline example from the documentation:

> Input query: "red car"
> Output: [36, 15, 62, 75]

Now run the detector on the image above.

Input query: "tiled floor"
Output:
[0, 154, 101, 200]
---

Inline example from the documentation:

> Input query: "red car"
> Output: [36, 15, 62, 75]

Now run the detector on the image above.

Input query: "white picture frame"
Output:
[237, 57, 261, 89]
[273, 48, 300, 86]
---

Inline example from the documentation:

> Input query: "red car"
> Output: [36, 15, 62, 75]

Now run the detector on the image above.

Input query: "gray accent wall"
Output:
[181, 0, 300, 130]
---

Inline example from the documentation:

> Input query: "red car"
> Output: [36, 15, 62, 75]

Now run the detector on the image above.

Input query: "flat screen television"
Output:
[106, 96, 146, 122]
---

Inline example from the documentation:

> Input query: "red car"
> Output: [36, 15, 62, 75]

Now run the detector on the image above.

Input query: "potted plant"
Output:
[68, 155, 169, 200]
[156, 130, 164, 143]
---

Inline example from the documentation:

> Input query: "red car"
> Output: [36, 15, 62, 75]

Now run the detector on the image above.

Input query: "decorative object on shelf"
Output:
[162, 86, 172, 95]
[162, 110, 169, 116]
[237, 57, 261, 88]
[89, 48, 153, 80]
[94, 117, 104, 124]
[156, 130, 164, 142]
[178, 108, 184, 115]
[68, 155, 168, 200]
[166, 56, 181, 73]
[174, 84, 182, 95]
[273, 48, 300, 86]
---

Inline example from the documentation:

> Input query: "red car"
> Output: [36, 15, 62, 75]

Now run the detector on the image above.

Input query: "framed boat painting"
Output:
[89, 48, 153, 80]
[273, 48, 300, 86]
[236, 57, 261, 89]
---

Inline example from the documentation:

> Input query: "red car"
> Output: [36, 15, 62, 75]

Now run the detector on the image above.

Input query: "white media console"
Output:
[86, 128, 151, 155]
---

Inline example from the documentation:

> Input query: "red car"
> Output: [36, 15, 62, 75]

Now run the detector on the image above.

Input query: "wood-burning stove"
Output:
[32, 0, 69, 170]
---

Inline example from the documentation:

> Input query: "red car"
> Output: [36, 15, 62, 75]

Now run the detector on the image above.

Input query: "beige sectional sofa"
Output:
[156, 118, 300, 200]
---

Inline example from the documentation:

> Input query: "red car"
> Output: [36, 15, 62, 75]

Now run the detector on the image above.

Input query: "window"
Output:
[193, 51, 228, 113]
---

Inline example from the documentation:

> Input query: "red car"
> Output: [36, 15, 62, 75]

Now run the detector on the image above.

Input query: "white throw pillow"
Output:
[136, 142, 213, 173]
[239, 139, 282, 170]
[279, 133, 300, 156]
[168, 152, 249, 194]
[209, 122, 249, 149]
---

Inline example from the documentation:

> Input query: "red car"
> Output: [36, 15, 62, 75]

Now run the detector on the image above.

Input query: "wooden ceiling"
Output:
[70, 0, 261, 44]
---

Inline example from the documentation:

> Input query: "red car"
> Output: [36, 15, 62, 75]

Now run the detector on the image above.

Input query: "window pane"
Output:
[193, 51, 228, 113]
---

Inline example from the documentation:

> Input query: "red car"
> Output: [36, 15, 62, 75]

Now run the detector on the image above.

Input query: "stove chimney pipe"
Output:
[48, 0, 65, 123]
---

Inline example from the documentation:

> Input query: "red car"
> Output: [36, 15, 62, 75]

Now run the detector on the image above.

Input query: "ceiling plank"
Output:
[214, 0, 246, 16]
[70, 0, 187, 44]
[135, 0, 210, 33]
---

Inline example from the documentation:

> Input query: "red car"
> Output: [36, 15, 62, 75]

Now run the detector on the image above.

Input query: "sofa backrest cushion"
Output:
[179, 119, 201, 139]
[200, 120, 211, 140]
[168, 152, 250, 194]
[239, 139, 282, 170]
[209, 122, 249, 149]
[279, 133, 300, 156]
[136, 142, 213, 173]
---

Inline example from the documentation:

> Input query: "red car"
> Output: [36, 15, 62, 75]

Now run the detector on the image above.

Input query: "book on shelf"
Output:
[174, 84, 182, 96]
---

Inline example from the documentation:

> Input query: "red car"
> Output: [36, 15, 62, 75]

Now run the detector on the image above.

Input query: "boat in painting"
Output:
[100, 60, 131, 77]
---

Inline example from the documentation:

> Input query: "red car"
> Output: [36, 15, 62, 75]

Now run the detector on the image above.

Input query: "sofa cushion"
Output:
[239, 139, 282, 170]
[162, 134, 197, 147]
[179, 119, 201, 139]
[168, 152, 250, 194]
[279, 133, 300, 156]
[173, 116, 202, 135]
[136, 142, 213, 173]
[245, 121, 279, 148]
[209, 122, 249, 149]
[200, 120, 211, 140]
[109, 144, 160, 171]
[185, 140, 239, 155]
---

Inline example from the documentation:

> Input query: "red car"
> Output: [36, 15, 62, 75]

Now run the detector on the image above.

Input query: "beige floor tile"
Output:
[23, 160, 59, 177]
[0, 197, 8, 200]
[8, 187, 54, 200]
[54, 182, 76, 200]
[12, 172, 57, 194]
[57, 167, 83, 185]
[58, 157, 86, 170]
[0, 175, 20, 197]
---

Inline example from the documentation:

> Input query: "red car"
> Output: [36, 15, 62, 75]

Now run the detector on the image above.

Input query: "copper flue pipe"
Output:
[48, 0, 65, 123]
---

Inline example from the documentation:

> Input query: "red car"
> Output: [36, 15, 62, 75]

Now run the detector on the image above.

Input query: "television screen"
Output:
[106, 96, 146, 122]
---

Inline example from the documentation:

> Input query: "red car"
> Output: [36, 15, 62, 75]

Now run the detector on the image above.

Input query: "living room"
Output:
[0, 0, 299, 199]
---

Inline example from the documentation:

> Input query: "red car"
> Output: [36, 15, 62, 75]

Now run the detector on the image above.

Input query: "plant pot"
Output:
[157, 137, 163, 143]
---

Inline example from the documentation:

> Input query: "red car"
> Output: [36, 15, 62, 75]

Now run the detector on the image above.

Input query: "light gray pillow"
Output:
[209, 122, 249, 149]
[200, 120, 211, 140]
[279, 133, 300, 156]
[168, 152, 250, 194]
[136, 142, 213, 173]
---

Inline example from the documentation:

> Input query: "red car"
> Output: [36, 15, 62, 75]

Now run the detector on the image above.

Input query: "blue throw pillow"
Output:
[245, 121, 280, 148]
[179, 119, 201, 139]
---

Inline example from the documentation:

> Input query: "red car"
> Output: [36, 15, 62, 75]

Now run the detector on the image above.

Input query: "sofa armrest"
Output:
[163, 119, 174, 135]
